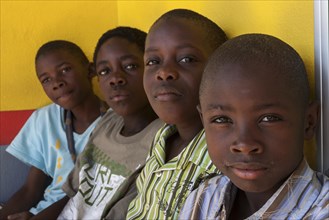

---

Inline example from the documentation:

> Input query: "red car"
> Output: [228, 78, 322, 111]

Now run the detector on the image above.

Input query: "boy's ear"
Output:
[304, 101, 320, 140]
[196, 104, 204, 126]
[88, 62, 97, 79]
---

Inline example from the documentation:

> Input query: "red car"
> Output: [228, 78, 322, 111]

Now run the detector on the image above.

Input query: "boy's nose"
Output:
[52, 79, 65, 90]
[230, 126, 263, 155]
[156, 64, 178, 81]
[109, 71, 126, 86]
[230, 142, 263, 155]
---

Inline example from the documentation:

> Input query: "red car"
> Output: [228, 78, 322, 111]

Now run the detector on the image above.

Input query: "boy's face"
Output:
[143, 19, 211, 124]
[200, 62, 314, 195]
[95, 37, 149, 116]
[36, 49, 92, 110]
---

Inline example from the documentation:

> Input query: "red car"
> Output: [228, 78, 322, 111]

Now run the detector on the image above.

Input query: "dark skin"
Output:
[29, 197, 69, 220]
[36, 49, 102, 135]
[199, 61, 319, 219]
[0, 168, 50, 220]
[96, 37, 158, 137]
[229, 189, 274, 219]
[0, 49, 102, 220]
[143, 18, 213, 162]
[30, 37, 158, 219]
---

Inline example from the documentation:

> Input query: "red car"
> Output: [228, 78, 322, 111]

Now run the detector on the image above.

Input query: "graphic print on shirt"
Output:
[78, 163, 126, 207]
[55, 139, 61, 149]
[54, 139, 63, 184]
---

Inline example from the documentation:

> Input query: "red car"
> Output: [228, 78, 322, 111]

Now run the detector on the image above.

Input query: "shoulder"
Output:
[141, 119, 165, 139]
[198, 174, 229, 194]
[32, 103, 62, 120]
[305, 172, 329, 219]
[313, 171, 329, 202]
[180, 174, 229, 219]
[187, 174, 228, 201]
[13, 103, 61, 130]
[147, 118, 165, 131]
[34, 103, 60, 113]
[91, 109, 123, 132]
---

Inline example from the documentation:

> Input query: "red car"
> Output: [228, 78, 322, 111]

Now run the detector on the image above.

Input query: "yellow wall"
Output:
[1, 0, 316, 166]
[1, 1, 118, 110]
[1, 0, 314, 111]
[117, 1, 314, 93]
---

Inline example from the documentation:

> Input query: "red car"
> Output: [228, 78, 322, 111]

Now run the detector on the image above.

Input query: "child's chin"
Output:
[232, 177, 278, 194]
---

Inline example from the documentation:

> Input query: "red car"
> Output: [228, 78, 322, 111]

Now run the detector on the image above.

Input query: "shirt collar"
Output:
[216, 159, 318, 219]
[152, 126, 212, 171]
[253, 159, 313, 217]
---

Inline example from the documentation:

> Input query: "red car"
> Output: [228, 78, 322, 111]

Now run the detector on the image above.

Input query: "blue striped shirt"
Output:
[179, 159, 329, 219]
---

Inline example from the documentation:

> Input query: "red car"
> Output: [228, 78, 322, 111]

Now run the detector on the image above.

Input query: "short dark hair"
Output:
[153, 8, 227, 52]
[93, 26, 147, 64]
[200, 33, 310, 106]
[35, 40, 89, 65]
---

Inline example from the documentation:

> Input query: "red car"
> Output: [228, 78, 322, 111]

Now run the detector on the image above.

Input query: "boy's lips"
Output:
[153, 87, 182, 102]
[228, 162, 268, 180]
[110, 92, 129, 102]
[57, 91, 73, 101]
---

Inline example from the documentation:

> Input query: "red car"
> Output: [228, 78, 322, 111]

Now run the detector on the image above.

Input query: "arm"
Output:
[31, 149, 84, 220]
[30, 196, 69, 220]
[0, 166, 50, 220]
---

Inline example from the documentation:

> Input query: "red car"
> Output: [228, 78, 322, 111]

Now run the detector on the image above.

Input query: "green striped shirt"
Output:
[127, 124, 219, 219]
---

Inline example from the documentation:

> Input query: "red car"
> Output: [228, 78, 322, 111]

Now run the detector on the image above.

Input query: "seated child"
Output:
[0, 40, 105, 219]
[179, 33, 329, 219]
[53, 27, 163, 219]
[126, 9, 227, 219]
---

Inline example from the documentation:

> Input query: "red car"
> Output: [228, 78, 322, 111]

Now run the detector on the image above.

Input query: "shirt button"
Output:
[156, 172, 162, 177]
[145, 204, 150, 210]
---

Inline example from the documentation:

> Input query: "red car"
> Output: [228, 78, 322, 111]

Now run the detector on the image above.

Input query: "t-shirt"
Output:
[6, 103, 100, 214]
[127, 125, 219, 219]
[59, 110, 164, 219]
[179, 159, 329, 220]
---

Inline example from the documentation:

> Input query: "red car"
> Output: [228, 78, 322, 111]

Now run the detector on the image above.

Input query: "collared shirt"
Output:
[179, 159, 329, 220]
[127, 124, 218, 220]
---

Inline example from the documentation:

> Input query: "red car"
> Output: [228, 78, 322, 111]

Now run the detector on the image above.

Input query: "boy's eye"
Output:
[125, 64, 138, 71]
[179, 57, 195, 63]
[41, 77, 51, 84]
[145, 59, 159, 66]
[212, 116, 233, 124]
[97, 67, 111, 76]
[261, 115, 282, 122]
[61, 66, 71, 74]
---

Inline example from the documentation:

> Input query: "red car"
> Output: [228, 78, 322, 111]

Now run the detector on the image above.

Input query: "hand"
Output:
[7, 211, 33, 220]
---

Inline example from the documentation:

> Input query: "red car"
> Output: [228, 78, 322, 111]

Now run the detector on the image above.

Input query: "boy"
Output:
[39, 27, 163, 219]
[126, 9, 227, 219]
[0, 40, 105, 219]
[180, 33, 329, 219]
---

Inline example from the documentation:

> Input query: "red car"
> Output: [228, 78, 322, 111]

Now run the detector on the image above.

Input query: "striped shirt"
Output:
[127, 124, 218, 219]
[179, 159, 329, 220]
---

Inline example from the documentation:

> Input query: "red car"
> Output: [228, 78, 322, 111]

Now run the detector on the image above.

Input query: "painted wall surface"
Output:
[1, 1, 118, 110]
[117, 1, 314, 84]
[1, 1, 314, 110]
[1, 1, 316, 166]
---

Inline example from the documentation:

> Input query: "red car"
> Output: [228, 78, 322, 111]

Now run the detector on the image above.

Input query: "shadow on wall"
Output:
[0, 147, 30, 204]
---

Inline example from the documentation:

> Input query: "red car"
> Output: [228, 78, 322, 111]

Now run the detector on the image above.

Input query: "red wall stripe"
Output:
[0, 110, 34, 146]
